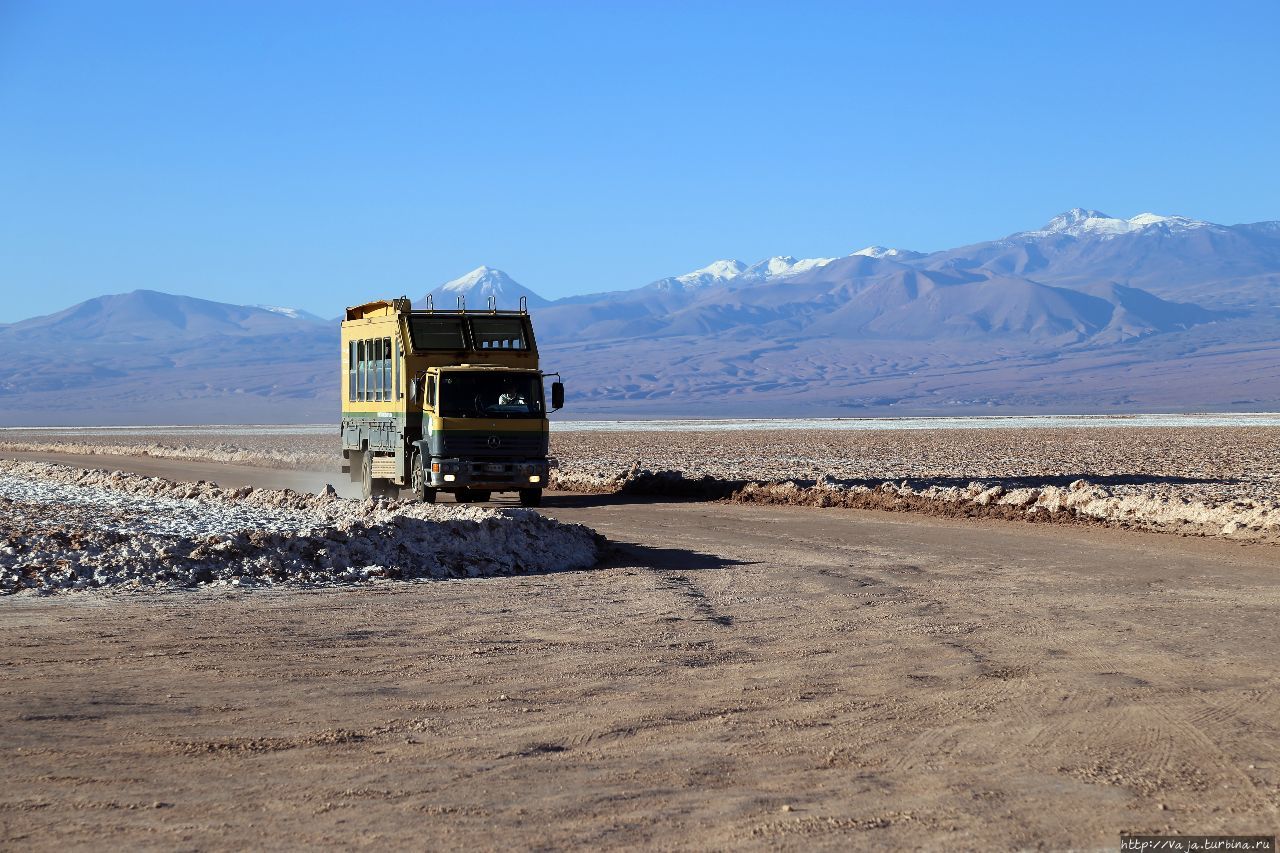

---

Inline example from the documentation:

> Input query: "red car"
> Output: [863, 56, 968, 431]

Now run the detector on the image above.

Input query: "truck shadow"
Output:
[597, 540, 753, 573]
[535, 491, 737, 508]
[484, 490, 736, 509]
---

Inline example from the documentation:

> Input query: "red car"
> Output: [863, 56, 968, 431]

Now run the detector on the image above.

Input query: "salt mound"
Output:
[0, 460, 602, 595]
[729, 477, 1280, 542]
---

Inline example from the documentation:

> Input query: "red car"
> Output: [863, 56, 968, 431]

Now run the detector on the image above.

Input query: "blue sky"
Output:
[2, 0, 1278, 322]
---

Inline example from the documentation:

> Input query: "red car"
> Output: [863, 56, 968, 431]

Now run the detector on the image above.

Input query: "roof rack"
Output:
[346, 295, 533, 320]
[406, 295, 531, 317]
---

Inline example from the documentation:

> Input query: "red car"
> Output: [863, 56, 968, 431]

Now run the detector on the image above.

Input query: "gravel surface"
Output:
[0, 460, 601, 595]
[5, 497, 1280, 849]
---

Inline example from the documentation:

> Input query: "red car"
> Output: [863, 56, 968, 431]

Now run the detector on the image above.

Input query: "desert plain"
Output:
[2, 423, 1279, 850]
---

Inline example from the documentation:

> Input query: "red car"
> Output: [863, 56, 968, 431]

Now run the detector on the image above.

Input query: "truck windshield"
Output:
[439, 372, 544, 418]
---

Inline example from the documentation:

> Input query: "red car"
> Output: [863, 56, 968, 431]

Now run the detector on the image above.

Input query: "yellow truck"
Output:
[340, 296, 564, 506]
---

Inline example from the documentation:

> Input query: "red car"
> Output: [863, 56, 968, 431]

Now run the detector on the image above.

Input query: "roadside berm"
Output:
[550, 467, 1280, 543]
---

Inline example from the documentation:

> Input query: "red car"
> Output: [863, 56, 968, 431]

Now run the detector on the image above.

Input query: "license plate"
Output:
[484, 463, 505, 473]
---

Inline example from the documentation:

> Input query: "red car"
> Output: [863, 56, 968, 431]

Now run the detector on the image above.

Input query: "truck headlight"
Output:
[443, 474, 456, 482]
[529, 475, 541, 483]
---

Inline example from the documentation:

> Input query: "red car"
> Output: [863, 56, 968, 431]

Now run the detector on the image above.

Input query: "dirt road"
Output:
[3, 453, 1279, 850]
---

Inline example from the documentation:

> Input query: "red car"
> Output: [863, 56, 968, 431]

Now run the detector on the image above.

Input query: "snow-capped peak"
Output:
[254, 305, 323, 322]
[1043, 208, 1112, 232]
[256, 305, 304, 318]
[425, 266, 549, 308]
[852, 245, 911, 259]
[667, 255, 837, 289]
[1127, 212, 1208, 230]
[439, 266, 510, 293]
[1033, 208, 1212, 238]
[675, 259, 747, 284]
[742, 255, 836, 280]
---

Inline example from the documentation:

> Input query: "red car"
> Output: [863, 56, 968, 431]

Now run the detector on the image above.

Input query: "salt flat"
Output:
[4, 421, 1278, 543]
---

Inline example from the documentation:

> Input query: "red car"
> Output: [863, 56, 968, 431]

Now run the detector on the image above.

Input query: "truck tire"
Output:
[359, 451, 375, 500]
[410, 450, 436, 503]
[360, 451, 397, 501]
[518, 488, 543, 507]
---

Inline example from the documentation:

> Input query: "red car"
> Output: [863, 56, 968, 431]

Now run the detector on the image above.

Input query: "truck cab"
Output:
[340, 297, 563, 506]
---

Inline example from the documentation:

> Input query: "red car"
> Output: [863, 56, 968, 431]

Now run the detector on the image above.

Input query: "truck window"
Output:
[348, 341, 356, 402]
[377, 338, 386, 402]
[364, 339, 373, 401]
[382, 337, 392, 402]
[469, 317, 529, 350]
[439, 372, 543, 418]
[356, 340, 365, 401]
[408, 316, 468, 350]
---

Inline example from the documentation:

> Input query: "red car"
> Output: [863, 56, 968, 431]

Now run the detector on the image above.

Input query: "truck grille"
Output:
[440, 432, 547, 457]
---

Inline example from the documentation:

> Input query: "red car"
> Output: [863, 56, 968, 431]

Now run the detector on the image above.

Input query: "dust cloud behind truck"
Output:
[340, 296, 564, 506]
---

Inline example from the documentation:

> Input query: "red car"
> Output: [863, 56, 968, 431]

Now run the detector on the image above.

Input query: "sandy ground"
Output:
[3, 452, 1280, 849]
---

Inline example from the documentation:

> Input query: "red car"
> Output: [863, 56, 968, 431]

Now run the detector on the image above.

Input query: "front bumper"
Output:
[427, 457, 548, 489]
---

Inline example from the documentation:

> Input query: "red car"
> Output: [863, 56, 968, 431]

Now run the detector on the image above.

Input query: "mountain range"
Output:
[2, 207, 1278, 424]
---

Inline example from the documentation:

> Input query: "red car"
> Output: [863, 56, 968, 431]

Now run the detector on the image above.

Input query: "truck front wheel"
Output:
[410, 451, 436, 503]
[518, 488, 543, 507]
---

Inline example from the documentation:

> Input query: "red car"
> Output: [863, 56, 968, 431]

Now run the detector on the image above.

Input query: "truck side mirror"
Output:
[408, 378, 420, 403]
[551, 381, 564, 410]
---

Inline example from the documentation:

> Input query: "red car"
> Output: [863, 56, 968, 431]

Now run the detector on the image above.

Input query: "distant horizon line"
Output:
[5, 204, 1277, 325]
[5, 411, 1280, 432]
